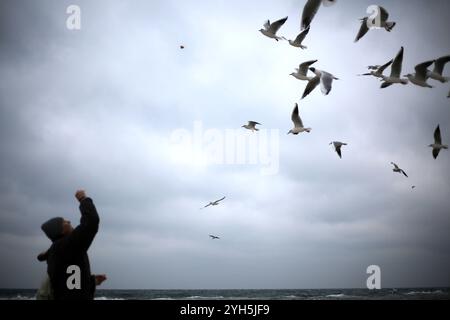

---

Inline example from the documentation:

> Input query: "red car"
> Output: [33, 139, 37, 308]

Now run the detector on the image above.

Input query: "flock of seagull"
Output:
[200, 0, 449, 240]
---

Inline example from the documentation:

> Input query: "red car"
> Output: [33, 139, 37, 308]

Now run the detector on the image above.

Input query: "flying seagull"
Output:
[381, 47, 408, 88]
[354, 6, 396, 42]
[429, 125, 448, 159]
[180, 45, 185, 49]
[391, 162, 408, 177]
[302, 67, 339, 99]
[242, 121, 261, 132]
[209, 235, 220, 240]
[329, 141, 347, 159]
[358, 59, 393, 79]
[288, 103, 311, 135]
[287, 26, 310, 49]
[202, 196, 226, 209]
[259, 16, 288, 41]
[427, 55, 450, 83]
[301, 0, 337, 30]
[404, 60, 435, 88]
[290, 60, 318, 81]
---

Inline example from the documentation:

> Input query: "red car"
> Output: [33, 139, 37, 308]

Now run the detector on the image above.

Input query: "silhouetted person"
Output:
[40, 190, 106, 300]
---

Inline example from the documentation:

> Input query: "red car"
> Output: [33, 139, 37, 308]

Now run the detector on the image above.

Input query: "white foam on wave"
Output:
[405, 290, 443, 295]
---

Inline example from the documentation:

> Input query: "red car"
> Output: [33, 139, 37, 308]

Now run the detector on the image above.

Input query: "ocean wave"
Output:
[405, 290, 443, 295]
[94, 296, 125, 300]
[325, 294, 347, 298]
[184, 296, 225, 300]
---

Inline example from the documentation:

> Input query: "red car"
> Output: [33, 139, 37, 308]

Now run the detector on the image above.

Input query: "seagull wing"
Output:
[299, 60, 318, 76]
[415, 60, 435, 82]
[301, 0, 322, 30]
[204, 203, 211, 208]
[390, 46, 404, 78]
[401, 170, 408, 178]
[291, 103, 304, 128]
[263, 20, 270, 30]
[433, 148, 440, 159]
[269, 16, 288, 34]
[377, 59, 393, 74]
[433, 55, 450, 75]
[354, 18, 369, 42]
[216, 196, 226, 203]
[379, 6, 390, 22]
[302, 76, 320, 99]
[336, 145, 342, 158]
[248, 121, 261, 126]
[294, 26, 310, 44]
[320, 72, 335, 95]
[434, 125, 442, 145]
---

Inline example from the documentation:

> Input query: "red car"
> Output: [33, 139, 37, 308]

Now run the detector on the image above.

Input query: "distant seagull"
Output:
[381, 47, 408, 88]
[287, 26, 310, 49]
[288, 103, 311, 135]
[242, 121, 261, 132]
[411, 186, 416, 189]
[429, 125, 448, 159]
[180, 45, 185, 49]
[404, 60, 435, 88]
[358, 59, 393, 79]
[354, 6, 396, 43]
[329, 141, 347, 159]
[302, 67, 339, 99]
[260, 16, 288, 41]
[202, 196, 226, 209]
[301, 0, 337, 31]
[209, 235, 220, 240]
[391, 162, 408, 178]
[290, 60, 318, 81]
[427, 55, 450, 83]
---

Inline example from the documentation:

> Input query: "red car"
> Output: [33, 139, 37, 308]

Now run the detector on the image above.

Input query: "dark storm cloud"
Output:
[0, 0, 450, 289]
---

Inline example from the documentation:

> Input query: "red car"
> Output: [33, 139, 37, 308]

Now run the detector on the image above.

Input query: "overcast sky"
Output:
[1, 0, 450, 290]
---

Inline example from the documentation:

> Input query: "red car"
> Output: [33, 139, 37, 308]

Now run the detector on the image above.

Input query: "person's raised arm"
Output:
[64, 190, 100, 253]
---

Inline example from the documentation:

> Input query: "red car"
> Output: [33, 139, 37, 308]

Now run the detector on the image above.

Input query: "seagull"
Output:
[381, 47, 408, 88]
[329, 141, 347, 159]
[391, 162, 408, 178]
[290, 60, 318, 81]
[358, 59, 393, 79]
[242, 121, 261, 132]
[301, 0, 337, 30]
[259, 16, 288, 41]
[202, 196, 226, 209]
[180, 45, 185, 49]
[426, 56, 450, 83]
[209, 235, 220, 240]
[354, 6, 396, 42]
[429, 125, 448, 159]
[412, 186, 416, 189]
[302, 67, 339, 99]
[287, 26, 310, 49]
[404, 60, 435, 88]
[288, 103, 311, 135]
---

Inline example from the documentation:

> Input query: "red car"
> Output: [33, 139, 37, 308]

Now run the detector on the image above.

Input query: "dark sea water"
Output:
[1, 288, 449, 300]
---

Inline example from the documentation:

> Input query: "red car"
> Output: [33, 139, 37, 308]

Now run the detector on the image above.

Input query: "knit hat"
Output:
[41, 217, 64, 241]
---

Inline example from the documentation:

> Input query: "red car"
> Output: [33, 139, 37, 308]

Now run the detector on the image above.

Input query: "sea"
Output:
[0, 288, 449, 300]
